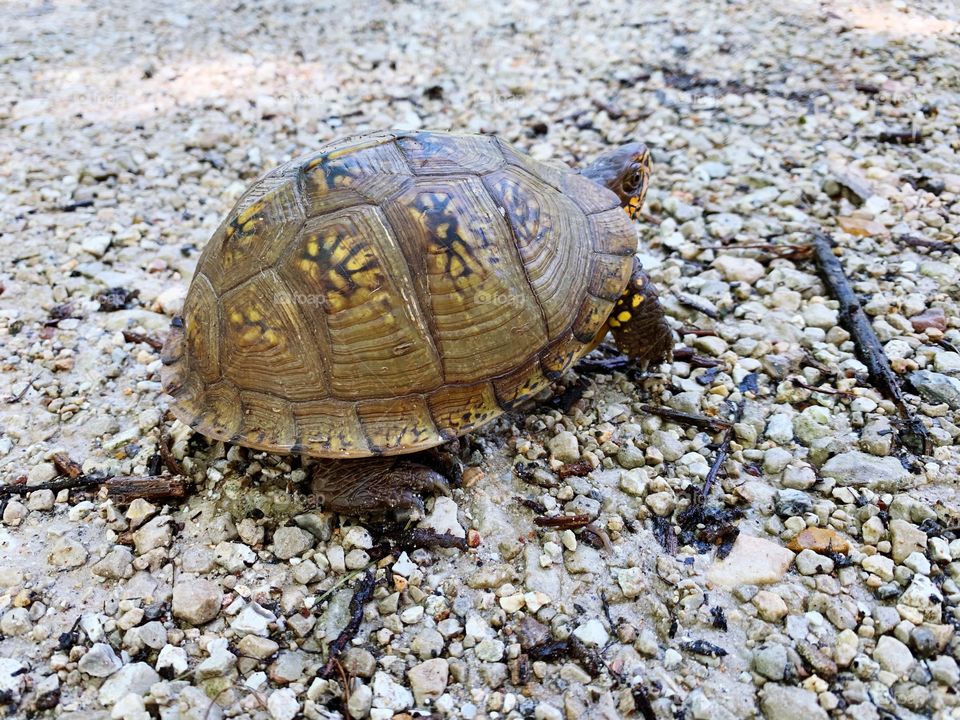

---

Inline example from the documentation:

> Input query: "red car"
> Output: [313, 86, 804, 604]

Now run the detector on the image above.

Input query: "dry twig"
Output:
[811, 232, 930, 454]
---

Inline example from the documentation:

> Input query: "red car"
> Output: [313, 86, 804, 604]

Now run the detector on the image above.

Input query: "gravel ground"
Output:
[2, 0, 960, 718]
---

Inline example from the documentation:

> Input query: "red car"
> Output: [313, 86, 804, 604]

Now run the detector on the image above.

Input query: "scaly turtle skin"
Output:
[161, 130, 672, 514]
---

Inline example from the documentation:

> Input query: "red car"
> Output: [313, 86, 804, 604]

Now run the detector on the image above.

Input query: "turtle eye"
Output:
[623, 167, 644, 195]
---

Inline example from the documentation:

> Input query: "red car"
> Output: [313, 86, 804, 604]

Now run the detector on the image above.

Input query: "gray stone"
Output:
[347, 683, 372, 718]
[293, 511, 336, 542]
[708, 213, 744, 240]
[272, 526, 315, 559]
[269, 651, 306, 684]
[909, 370, 960, 409]
[820, 451, 913, 490]
[774, 489, 812, 517]
[548, 431, 580, 463]
[889, 519, 927, 563]
[342, 647, 377, 677]
[78, 643, 122, 678]
[759, 684, 828, 720]
[753, 644, 788, 680]
[172, 579, 222, 625]
[928, 655, 960, 686]
[411, 628, 445, 660]
[91, 546, 134, 579]
[795, 549, 834, 576]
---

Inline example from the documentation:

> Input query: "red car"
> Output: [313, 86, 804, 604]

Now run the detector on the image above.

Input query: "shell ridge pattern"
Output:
[369, 206, 446, 383]
[478, 175, 552, 349]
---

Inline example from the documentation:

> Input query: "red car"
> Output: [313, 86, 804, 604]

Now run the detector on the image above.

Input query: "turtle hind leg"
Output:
[311, 457, 451, 517]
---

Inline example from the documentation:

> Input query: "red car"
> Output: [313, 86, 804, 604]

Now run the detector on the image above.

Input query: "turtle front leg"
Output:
[608, 257, 674, 368]
[311, 457, 451, 517]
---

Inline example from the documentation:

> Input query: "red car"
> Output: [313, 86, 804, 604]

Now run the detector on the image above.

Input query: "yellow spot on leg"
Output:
[608, 318, 621, 328]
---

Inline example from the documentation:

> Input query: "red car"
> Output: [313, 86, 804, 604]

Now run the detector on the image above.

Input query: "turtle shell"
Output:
[161, 130, 636, 457]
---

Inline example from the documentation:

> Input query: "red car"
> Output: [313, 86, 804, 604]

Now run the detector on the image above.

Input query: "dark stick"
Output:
[896, 234, 959, 254]
[698, 376, 754, 504]
[639, 404, 731, 433]
[876, 128, 924, 145]
[790, 379, 856, 397]
[103, 475, 189, 502]
[672, 347, 722, 368]
[158, 433, 186, 477]
[811, 233, 930, 454]
[122, 330, 164, 351]
[397, 528, 468, 550]
[319, 570, 376, 678]
[0, 475, 99, 497]
[533, 513, 591, 529]
[0, 474, 189, 502]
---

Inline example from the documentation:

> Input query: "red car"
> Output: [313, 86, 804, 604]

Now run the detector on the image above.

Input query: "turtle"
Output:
[161, 130, 673, 515]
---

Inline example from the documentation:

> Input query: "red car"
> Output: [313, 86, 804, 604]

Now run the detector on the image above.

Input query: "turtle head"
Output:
[581, 142, 652, 220]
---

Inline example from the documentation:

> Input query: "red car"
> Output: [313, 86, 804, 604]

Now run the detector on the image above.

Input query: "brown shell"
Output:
[161, 130, 635, 457]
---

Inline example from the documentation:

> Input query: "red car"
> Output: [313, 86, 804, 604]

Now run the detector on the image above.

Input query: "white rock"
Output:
[172, 579, 223, 625]
[616, 567, 645, 599]
[99, 663, 160, 707]
[272, 526, 315, 559]
[802, 303, 838, 329]
[418, 497, 464, 538]
[156, 645, 188, 676]
[343, 526, 374, 550]
[407, 658, 449, 705]
[0, 658, 26, 703]
[706, 534, 794, 588]
[765, 414, 794, 444]
[862, 554, 895, 581]
[391, 552, 416, 577]
[195, 639, 236, 679]
[267, 688, 300, 720]
[713, 255, 764, 283]
[348, 682, 373, 718]
[475, 637, 505, 661]
[231, 602, 277, 637]
[47, 536, 87, 567]
[572, 618, 608, 647]
[547, 431, 580, 463]
[111, 692, 149, 720]
[82, 234, 113, 257]
[874, 635, 914, 675]
[372, 670, 413, 711]
[78, 643, 123, 678]
[707, 213, 743, 240]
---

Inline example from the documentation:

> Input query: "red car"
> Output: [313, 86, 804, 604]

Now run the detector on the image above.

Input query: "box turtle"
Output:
[162, 130, 672, 515]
